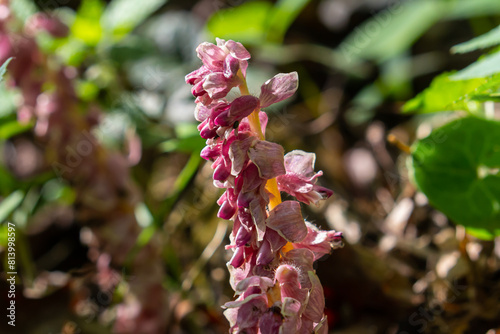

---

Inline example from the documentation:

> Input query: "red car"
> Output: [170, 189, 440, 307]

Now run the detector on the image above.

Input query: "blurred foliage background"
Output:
[1, 0, 500, 333]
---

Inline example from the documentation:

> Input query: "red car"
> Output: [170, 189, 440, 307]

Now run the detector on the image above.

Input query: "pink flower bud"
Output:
[259, 72, 299, 108]
[196, 42, 227, 71]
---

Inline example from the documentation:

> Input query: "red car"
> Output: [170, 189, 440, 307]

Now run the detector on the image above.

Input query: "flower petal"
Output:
[236, 296, 267, 330]
[248, 141, 286, 179]
[280, 297, 302, 332]
[229, 95, 260, 120]
[229, 135, 256, 175]
[283, 150, 316, 177]
[203, 72, 232, 99]
[196, 42, 226, 71]
[292, 222, 343, 260]
[266, 201, 307, 242]
[302, 271, 325, 323]
[313, 316, 329, 334]
[225, 39, 251, 60]
[259, 310, 283, 334]
[259, 72, 299, 108]
[235, 276, 274, 295]
[250, 198, 267, 241]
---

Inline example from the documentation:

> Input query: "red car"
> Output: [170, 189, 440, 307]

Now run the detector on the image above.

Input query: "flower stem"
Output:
[237, 72, 283, 211]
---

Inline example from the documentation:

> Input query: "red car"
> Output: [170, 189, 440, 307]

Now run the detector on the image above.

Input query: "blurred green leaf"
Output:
[452, 25, 500, 54]
[0, 167, 16, 196]
[0, 86, 16, 118]
[267, 0, 311, 43]
[471, 95, 500, 102]
[0, 120, 33, 139]
[10, 0, 37, 22]
[0, 190, 24, 223]
[102, 0, 168, 40]
[135, 202, 154, 228]
[56, 38, 88, 66]
[71, 0, 104, 46]
[402, 72, 500, 113]
[154, 152, 202, 227]
[0, 58, 12, 82]
[76, 80, 100, 101]
[345, 84, 381, 125]
[339, 1, 444, 63]
[451, 50, 500, 80]
[339, 0, 500, 64]
[411, 117, 500, 239]
[446, 0, 500, 19]
[108, 36, 157, 64]
[159, 123, 205, 153]
[42, 179, 76, 205]
[175, 123, 201, 139]
[207, 0, 310, 45]
[206, 1, 273, 45]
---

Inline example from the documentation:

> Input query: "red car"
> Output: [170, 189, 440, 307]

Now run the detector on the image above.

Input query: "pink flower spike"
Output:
[186, 39, 343, 333]
[259, 72, 299, 108]
[266, 201, 308, 242]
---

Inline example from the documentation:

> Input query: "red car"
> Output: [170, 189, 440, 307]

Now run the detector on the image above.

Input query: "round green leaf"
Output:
[411, 116, 500, 239]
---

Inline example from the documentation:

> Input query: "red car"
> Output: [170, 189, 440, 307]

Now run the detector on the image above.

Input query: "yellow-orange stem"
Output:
[265, 178, 281, 210]
[238, 72, 292, 253]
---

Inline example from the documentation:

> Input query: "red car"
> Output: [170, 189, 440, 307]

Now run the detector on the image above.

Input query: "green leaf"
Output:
[451, 51, 500, 80]
[76, 80, 100, 101]
[411, 117, 500, 239]
[71, 0, 104, 46]
[0, 58, 12, 82]
[402, 72, 497, 113]
[452, 25, 500, 54]
[206, 0, 309, 45]
[0, 190, 24, 223]
[159, 123, 205, 153]
[445, 0, 500, 19]
[206, 1, 273, 45]
[153, 152, 201, 227]
[108, 36, 157, 64]
[0, 167, 16, 196]
[55, 38, 88, 67]
[0, 120, 33, 139]
[338, 1, 444, 63]
[101, 0, 168, 40]
[0, 85, 16, 118]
